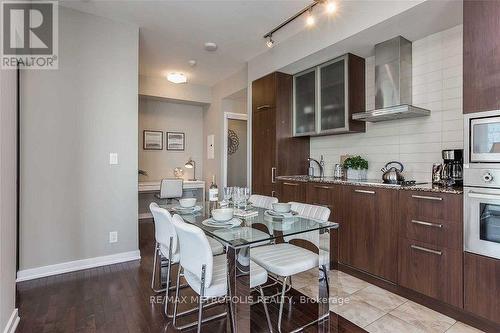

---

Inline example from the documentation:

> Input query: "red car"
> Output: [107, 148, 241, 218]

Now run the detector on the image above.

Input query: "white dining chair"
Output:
[149, 203, 224, 316]
[155, 178, 183, 203]
[170, 214, 273, 332]
[249, 194, 278, 210]
[250, 202, 331, 332]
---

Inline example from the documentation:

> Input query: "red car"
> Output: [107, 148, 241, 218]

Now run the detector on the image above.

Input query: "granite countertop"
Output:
[276, 175, 463, 195]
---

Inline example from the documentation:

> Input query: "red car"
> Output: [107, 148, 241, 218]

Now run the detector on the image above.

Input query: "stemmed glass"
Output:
[233, 187, 242, 209]
[243, 187, 250, 209]
[222, 187, 233, 207]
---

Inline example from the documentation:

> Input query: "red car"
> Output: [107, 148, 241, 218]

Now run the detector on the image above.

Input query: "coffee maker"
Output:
[441, 149, 463, 186]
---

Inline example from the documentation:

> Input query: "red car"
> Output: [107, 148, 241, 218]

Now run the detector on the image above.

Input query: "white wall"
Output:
[310, 25, 463, 182]
[139, 75, 212, 105]
[0, 69, 19, 333]
[19, 7, 139, 272]
[139, 97, 204, 180]
[203, 67, 248, 185]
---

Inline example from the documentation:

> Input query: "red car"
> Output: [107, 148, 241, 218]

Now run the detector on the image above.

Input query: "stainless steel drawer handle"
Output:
[354, 189, 375, 194]
[411, 219, 443, 228]
[271, 167, 276, 183]
[411, 195, 442, 201]
[410, 244, 442, 256]
[256, 104, 271, 110]
[283, 182, 299, 186]
[314, 186, 332, 190]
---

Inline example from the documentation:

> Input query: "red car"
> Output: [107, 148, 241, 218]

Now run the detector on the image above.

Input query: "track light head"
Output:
[266, 36, 274, 48]
[306, 9, 315, 26]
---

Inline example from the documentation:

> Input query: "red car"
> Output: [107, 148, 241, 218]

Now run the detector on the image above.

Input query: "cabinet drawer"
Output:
[400, 190, 462, 222]
[307, 183, 334, 208]
[401, 216, 462, 250]
[278, 181, 306, 203]
[398, 238, 463, 308]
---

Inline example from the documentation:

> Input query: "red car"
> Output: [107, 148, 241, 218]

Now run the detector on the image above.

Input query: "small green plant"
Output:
[343, 155, 368, 170]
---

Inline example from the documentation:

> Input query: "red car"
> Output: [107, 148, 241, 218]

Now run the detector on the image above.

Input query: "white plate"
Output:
[171, 205, 203, 214]
[264, 210, 298, 218]
[202, 217, 242, 228]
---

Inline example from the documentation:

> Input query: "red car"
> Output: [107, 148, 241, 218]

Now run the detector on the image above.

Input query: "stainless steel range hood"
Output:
[352, 36, 430, 122]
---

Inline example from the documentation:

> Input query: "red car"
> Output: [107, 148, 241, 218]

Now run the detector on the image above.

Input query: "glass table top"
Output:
[162, 202, 339, 248]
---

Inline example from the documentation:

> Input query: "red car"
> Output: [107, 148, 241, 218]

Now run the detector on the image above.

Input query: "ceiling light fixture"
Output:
[326, 1, 337, 14]
[306, 9, 315, 26]
[167, 72, 187, 84]
[266, 36, 274, 48]
[204, 42, 218, 52]
[263, 1, 339, 47]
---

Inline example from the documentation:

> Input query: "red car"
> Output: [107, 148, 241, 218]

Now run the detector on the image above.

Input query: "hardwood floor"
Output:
[16, 220, 365, 332]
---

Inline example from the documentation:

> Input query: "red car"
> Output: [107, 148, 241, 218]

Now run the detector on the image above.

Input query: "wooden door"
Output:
[344, 187, 398, 282]
[252, 73, 276, 112]
[251, 108, 276, 196]
[464, 253, 500, 323]
[463, 0, 500, 113]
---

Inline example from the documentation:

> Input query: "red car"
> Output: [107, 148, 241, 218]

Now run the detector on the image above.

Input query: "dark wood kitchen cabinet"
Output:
[464, 253, 500, 323]
[277, 180, 306, 203]
[463, 0, 500, 113]
[341, 186, 398, 282]
[398, 191, 463, 308]
[252, 72, 309, 196]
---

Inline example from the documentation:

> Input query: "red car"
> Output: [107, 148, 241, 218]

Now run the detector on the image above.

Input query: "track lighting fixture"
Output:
[263, 1, 339, 47]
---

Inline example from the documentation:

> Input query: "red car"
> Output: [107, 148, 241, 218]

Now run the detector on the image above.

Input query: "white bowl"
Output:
[212, 208, 234, 222]
[272, 203, 291, 213]
[179, 198, 196, 208]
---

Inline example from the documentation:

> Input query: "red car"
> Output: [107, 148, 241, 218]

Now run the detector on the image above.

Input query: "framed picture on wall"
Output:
[166, 132, 185, 151]
[143, 130, 163, 150]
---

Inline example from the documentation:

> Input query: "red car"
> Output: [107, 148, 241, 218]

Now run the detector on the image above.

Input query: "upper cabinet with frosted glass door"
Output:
[293, 53, 366, 136]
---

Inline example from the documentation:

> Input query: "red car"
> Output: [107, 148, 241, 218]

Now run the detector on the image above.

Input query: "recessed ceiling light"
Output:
[167, 72, 187, 84]
[204, 42, 218, 52]
[188, 60, 197, 67]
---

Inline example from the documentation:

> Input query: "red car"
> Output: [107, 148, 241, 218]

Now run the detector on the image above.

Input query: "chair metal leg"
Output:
[172, 265, 183, 327]
[197, 265, 206, 333]
[259, 286, 273, 333]
[320, 265, 330, 296]
[278, 276, 288, 333]
[226, 270, 236, 332]
[151, 242, 167, 293]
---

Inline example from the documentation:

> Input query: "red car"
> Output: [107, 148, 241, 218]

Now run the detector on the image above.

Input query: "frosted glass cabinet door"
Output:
[293, 69, 316, 135]
[319, 58, 346, 132]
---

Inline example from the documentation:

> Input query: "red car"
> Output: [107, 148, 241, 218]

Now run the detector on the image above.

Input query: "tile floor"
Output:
[292, 269, 484, 333]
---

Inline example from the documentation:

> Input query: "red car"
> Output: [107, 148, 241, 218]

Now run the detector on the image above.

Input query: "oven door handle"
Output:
[468, 191, 500, 200]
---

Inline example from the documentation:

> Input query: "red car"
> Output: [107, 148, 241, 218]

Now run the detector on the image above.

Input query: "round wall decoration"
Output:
[227, 129, 239, 155]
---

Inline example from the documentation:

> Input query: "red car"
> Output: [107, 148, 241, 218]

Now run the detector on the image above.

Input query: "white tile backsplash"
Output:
[310, 25, 463, 182]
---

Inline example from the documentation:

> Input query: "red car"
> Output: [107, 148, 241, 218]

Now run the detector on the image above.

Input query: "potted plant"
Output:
[343, 155, 368, 180]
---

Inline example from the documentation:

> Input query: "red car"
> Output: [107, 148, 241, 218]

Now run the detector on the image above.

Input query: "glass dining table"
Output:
[163, 202, 339, 333]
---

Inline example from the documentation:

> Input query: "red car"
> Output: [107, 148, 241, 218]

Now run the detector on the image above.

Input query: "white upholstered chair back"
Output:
[149, 203, 178, 254]
[285, 202, 331, 245]
[159, 178, 183, 199]
[249, 194, 278, 209]
[170, 214, 215, 287]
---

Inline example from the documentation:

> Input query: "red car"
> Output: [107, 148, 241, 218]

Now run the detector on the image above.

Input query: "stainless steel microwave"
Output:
[464, 110, 500, 164]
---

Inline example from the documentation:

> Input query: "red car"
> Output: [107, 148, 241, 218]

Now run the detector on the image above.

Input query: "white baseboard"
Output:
[16, 250, 141, 282]
[2, 309, 19, 333]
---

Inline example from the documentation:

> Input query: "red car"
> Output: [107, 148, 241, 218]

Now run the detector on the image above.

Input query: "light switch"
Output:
[109, 153, 118, 165]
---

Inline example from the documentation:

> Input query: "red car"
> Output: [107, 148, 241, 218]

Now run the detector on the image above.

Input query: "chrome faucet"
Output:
[307, 155, 325, 178]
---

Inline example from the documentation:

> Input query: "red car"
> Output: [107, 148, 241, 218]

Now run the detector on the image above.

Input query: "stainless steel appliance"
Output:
[381, 161, 405, 184]
[464, 110, 500, 259]
[352, 36, 430, 122]
[441, 149, 463, 186]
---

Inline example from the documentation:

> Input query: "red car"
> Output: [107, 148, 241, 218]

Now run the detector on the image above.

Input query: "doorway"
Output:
[223, 112, 248, 188]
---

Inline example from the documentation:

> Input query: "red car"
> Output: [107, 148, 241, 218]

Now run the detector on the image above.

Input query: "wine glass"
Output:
[243, 187, 250, 209]
[233, 187, 242, 209]
[223, 187, 233, 206]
